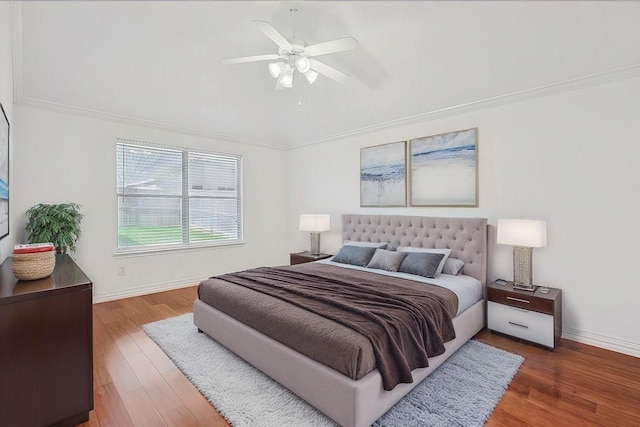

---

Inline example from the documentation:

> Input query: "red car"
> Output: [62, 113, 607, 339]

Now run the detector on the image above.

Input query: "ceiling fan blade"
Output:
[309, 59, 350, 83]
[222, 54, 281, 65]
[305, 37, 359, 57]
[253, 20, 292, 50]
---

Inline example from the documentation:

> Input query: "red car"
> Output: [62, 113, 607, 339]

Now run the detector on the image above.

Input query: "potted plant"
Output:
[25, 203, 83, 254]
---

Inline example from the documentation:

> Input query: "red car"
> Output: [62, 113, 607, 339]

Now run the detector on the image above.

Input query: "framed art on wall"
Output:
[0, 103, 8, 240]
[360, 141, 406, 207]
[409, 128, 478, 207]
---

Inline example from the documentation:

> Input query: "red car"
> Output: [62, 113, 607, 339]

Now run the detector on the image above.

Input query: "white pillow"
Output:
[343, 241, 388, 249]
[397, 247, 451, 276]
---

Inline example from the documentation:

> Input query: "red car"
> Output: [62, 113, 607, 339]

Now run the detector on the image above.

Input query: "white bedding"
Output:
[317, 258, 483, 316]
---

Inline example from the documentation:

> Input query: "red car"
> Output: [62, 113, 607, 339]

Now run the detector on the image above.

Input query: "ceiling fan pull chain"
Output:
[298, 70, 302, 106]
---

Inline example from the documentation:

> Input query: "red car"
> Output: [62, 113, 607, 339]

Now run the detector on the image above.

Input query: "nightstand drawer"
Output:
[488, 301, 555, 347]
[488, 288, 554, 315]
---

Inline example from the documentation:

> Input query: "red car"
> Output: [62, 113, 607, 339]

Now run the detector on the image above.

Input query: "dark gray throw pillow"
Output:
[332, 245, 377, 267]
[366, 249, 407, 272]
[398, 252, 445, 278]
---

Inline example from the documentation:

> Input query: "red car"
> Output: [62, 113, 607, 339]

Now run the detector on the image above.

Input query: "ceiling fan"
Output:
[222, 9, 359, 90]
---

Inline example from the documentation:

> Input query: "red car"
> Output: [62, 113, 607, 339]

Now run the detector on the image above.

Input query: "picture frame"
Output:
[0, 102, 8, 241]
[409, 128, 478, 207]
[360, 141, 407, 207]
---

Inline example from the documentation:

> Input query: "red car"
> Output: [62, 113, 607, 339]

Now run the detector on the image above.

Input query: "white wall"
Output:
[12, 105, 289, 301]
[286, 76, 640, 357]
[0, 1, 16, 261]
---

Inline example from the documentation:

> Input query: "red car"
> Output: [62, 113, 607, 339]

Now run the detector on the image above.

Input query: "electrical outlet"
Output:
[117, 266, 126, 276]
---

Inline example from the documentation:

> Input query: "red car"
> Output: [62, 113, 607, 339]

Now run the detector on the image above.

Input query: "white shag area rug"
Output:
[144, 313, 523, 427]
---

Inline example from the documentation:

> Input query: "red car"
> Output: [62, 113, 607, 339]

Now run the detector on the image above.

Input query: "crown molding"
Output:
[16, 96, 288, 150]
[288, 64, 640, 149]
[10, 2, 287, 150]
[18, 65, 640, 152]
[11, 2, 640, 151]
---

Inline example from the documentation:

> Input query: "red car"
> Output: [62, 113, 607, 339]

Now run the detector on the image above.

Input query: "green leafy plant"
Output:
[25, 203, 83, 254]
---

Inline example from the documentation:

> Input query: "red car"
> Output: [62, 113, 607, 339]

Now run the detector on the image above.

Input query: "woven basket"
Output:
[12, 250, 56, 280]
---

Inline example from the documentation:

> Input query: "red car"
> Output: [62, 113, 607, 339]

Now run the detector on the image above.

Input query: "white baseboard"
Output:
[563, 326, 640, 358]
[92, 277, 204, 304]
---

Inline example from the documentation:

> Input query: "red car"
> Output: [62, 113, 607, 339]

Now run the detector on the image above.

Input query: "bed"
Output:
[194, 214, 488, 427]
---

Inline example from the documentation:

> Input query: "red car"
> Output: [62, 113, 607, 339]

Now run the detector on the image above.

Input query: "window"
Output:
[116, 140, 242, 252]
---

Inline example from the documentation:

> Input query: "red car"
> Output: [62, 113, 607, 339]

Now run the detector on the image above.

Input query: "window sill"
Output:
[113, 239, 245, 258]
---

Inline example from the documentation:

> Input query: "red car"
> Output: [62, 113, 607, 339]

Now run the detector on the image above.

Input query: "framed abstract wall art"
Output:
[360, 141, 406, 207]
[0, 102, 8, 240]
[409, 128, 478, 207]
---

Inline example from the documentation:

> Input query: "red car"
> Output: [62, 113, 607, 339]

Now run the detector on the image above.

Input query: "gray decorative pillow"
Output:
[332, 245, 377, 267]
[366, 249, 407, 272]
[397, 247, 451, 276]
[398, 252, 445, 278]
[443, 257, 465, 275]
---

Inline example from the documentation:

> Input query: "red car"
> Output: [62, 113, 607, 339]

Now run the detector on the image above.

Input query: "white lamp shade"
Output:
[303, 69, 318, 84]
[268, 62, 284, 78]
[299, 214, 331, 232]
[497, 219, 547, 248]
[279, 66, 294, 88]
[295, 57, 311, 73]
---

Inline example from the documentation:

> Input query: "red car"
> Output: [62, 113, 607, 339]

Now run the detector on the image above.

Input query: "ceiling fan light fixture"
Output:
[268, 62, 285, 78]
[295, 57, 311, 73]
[303, 69, 319, 84]
[223, 15, 358, 91]
[279, 68, 294, 88]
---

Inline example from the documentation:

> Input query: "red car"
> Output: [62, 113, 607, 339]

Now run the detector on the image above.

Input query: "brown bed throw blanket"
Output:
[209, 264, 457, 391]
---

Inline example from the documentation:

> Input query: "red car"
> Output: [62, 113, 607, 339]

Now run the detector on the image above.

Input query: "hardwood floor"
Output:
[82, 286, 640, 427]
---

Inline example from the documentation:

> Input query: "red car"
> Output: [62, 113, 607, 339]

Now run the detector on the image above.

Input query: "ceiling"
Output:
[14, 1, 640, 149]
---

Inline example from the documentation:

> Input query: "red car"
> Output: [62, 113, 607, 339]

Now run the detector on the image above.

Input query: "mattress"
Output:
[198, 260, 482, 381]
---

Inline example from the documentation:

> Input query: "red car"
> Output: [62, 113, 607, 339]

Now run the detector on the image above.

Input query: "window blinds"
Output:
[116, 141, 242, 251]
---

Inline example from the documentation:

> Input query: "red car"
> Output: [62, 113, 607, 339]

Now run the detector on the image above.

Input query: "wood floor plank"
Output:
[104, 343, 143, 395]
[130, 330, 177, 374]
[91, 382, 135, 427]
[88, 286, 640, 427]
[478, 329, 640, 426]
[161, 368, 229, 426]
[121, 388, 166, 427]
[161, 405, 201, 427]
[125, 351, 183, 413]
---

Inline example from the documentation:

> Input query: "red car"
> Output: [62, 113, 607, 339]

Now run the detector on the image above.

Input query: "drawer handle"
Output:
[508, 321, 529, 329]
[506, 296, 530, 304]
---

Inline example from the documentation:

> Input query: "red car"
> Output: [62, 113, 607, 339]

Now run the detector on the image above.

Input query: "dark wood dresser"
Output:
[0, 254, 93, 427]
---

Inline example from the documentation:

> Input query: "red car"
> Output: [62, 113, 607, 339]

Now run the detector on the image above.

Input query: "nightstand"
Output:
[487, 281, 562, 349]
[290, 251, 332, 265]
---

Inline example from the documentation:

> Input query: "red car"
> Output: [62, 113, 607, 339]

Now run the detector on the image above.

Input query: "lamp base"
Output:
[513, 246, 535, 290]
[513, 283, 537, 292]
[309, 232, 321, 255]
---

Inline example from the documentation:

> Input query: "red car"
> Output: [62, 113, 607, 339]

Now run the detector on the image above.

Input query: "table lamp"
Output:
[299, 214, 330, 255]
[497, 219, 547, 291]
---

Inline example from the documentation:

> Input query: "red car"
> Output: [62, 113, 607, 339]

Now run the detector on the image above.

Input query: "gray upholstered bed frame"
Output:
[194, 214, 488, 427]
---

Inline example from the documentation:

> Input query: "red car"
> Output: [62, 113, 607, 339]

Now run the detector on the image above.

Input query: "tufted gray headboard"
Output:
[342, 214, 488, 285]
